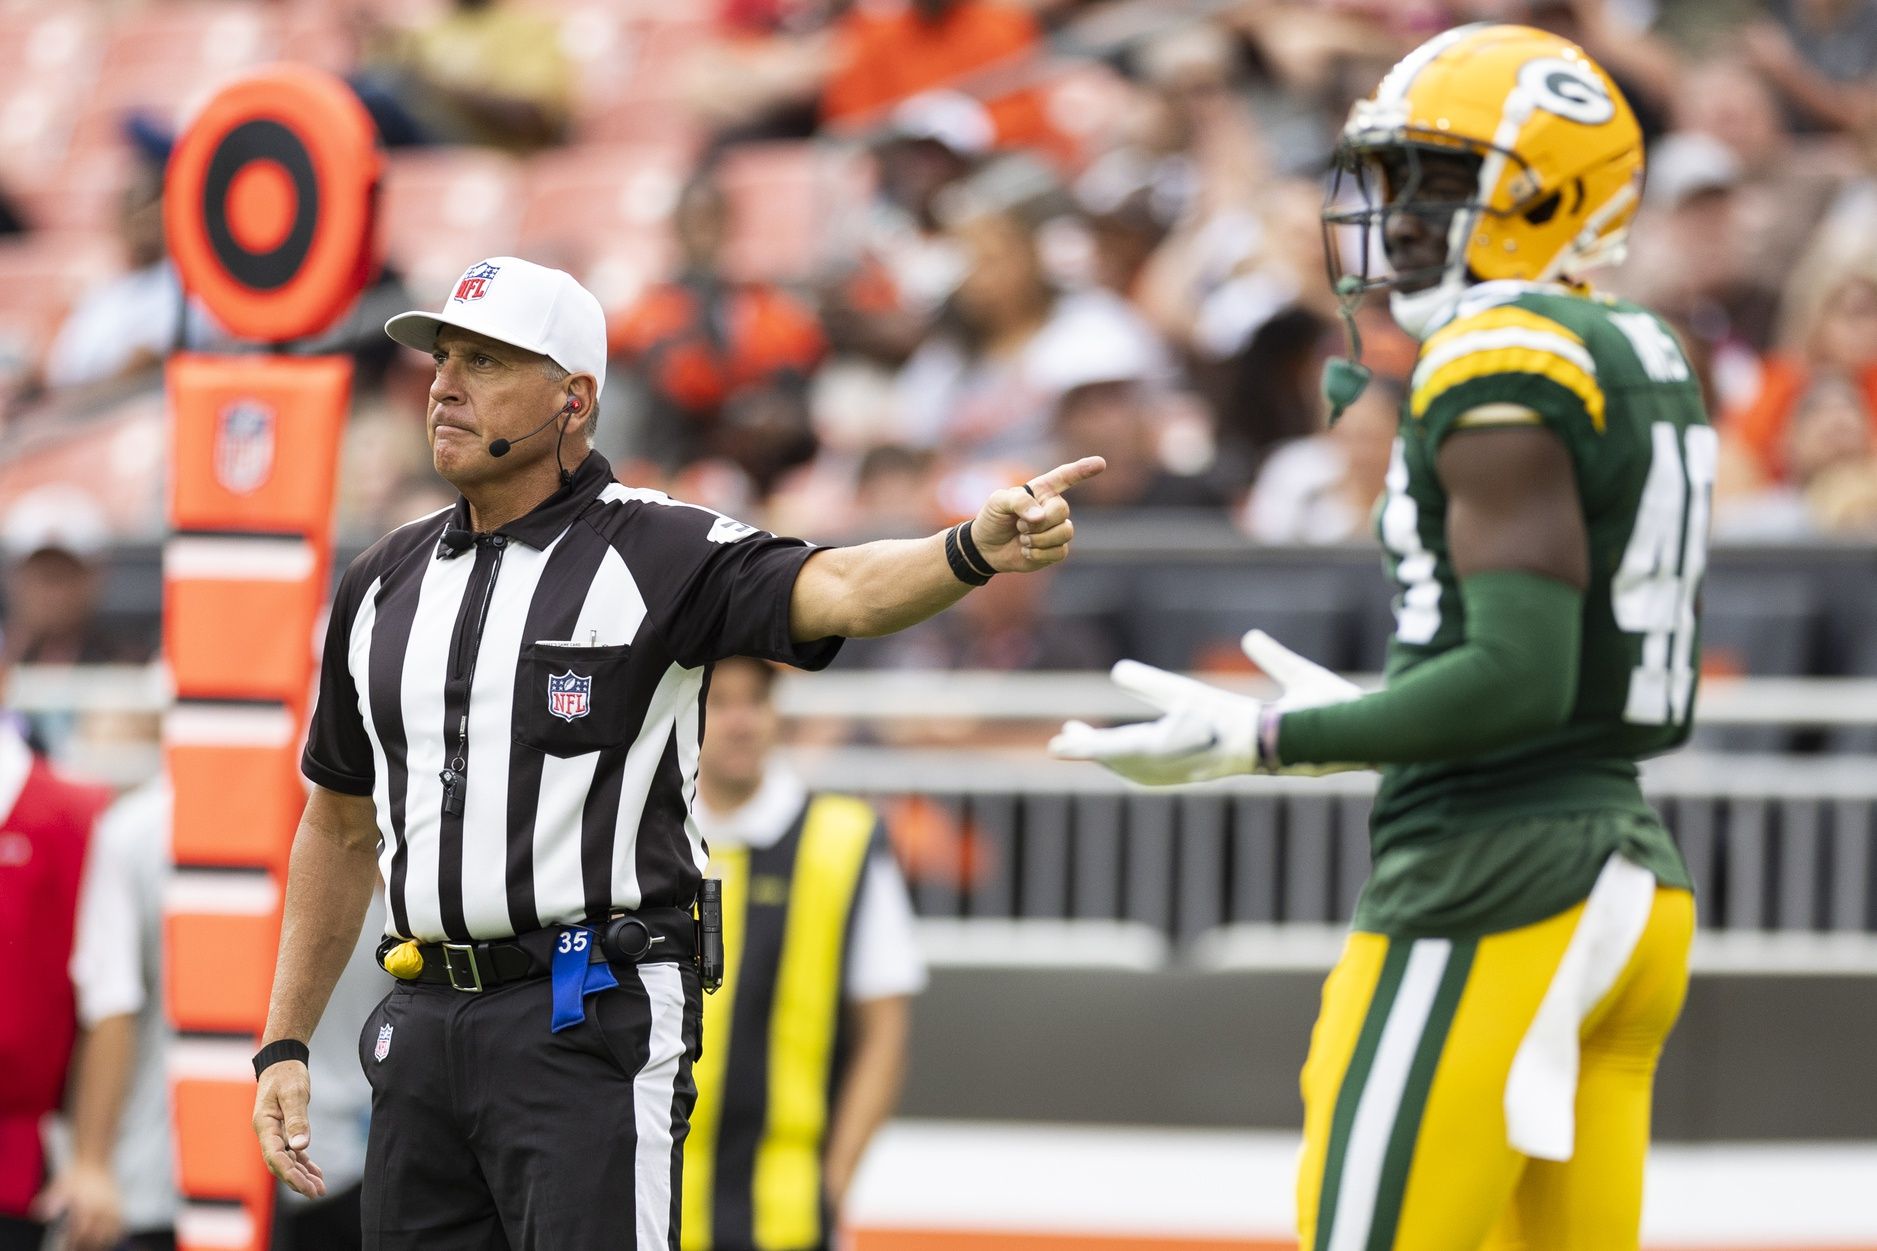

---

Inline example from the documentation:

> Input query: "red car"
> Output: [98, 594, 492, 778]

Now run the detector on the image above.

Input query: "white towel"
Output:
[1503, 853, 1658, 1160]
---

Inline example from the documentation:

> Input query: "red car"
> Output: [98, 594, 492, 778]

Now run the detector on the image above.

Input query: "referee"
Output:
[249, 255, 1101, 1251]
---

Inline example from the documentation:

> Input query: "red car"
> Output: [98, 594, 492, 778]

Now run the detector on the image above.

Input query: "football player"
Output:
[1053, 24, 1710, 1251]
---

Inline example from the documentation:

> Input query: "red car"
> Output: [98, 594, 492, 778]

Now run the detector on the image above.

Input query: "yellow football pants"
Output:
[1296, 861, 1694, 1251]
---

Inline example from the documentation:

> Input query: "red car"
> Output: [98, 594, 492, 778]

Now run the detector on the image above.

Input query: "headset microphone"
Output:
[488, 397, 577, 458]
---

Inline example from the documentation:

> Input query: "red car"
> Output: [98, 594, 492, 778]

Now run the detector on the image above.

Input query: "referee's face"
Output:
[427, 327, 569, 488]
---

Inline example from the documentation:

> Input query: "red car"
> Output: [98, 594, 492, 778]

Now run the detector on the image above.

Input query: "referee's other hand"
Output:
[254, 1060, 328, 1199]
[969, 456, 1105, 572]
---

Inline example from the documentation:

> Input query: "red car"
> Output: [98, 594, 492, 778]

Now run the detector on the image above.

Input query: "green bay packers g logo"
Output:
[1518, 57, 1615, 124]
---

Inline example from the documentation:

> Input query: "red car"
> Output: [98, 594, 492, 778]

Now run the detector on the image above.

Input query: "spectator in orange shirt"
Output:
[611, 176, 827, 494]
[1727, 233, 1877, 484]
[684, 0, 845, 149]
[822, 0, 1062, 158]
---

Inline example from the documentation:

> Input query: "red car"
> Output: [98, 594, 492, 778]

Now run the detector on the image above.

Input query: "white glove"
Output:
[1242, 629, 1362, 711]
[1049, 630, 1368, 785]
[1240, 629, 1370, 776]
[1050, 658, 1260, 785]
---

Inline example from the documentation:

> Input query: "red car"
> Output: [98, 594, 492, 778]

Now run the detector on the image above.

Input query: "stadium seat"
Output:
[575, 17, 715, 146]
[517, 142, 688, 296]
[0, 5, 105, 209]
[0, 233, 124, 388]
[83, 3, 283, 136]
[555, 0, 641, 112]
[619, 13, 719, 97]
[0, 6, 105, 81]
[0, 81, 92, 223]
[98, 3, 282, 79]
[355, 0, 452, 21]
[19, 148, 134, 235]
[276, 2, 356, 77]
[519, 142, 691, 247]
[580, 96, 708, 150]
[714, 141, 872, 283]
[377, 147, 526, 299]
[582, 233, 678, 318]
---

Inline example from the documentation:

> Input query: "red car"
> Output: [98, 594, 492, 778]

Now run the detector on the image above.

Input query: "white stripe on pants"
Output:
[635, 961, 689, 1250]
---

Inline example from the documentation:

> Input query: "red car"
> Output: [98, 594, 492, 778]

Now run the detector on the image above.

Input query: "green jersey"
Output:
[1355, 283, 1707, 935]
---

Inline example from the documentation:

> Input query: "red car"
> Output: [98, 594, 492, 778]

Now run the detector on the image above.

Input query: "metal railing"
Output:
[17, 664, 1877, 938]
[18, 664, 1877, 728]
[795, 748, 1877, 938]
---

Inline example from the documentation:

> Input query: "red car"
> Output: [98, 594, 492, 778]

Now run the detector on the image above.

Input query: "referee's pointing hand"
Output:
[969, 456, 1106, 572]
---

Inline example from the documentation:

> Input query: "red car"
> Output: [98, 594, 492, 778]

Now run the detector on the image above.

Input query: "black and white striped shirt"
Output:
[301, 451, 841, 943]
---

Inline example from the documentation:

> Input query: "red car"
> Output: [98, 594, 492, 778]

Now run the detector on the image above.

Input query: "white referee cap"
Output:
[385, 256, 608, 397]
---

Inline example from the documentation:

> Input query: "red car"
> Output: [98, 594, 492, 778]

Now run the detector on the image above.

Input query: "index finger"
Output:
[1027, 455, 1106, 501]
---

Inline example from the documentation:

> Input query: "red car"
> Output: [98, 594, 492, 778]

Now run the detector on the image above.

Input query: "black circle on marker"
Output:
[200, 119, 320, 292]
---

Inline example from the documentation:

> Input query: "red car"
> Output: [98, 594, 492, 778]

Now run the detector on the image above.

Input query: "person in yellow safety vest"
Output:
[683, 656, 927, 1251]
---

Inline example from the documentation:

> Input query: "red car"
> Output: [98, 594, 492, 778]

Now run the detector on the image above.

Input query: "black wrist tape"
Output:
[253, 1038, 310, 1079]
[955, 519, 997, 579]
[943, 522, 993, 586]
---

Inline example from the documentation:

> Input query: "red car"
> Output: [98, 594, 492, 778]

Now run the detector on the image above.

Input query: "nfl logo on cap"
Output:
[374, 1022, 393, 1062]
[548, 670, 591, 722]
[453, 260, 500, 303]
[384, 255, 611, 399]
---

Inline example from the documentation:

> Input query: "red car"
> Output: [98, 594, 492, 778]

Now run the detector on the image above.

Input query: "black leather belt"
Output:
[380, 908, 696, 993]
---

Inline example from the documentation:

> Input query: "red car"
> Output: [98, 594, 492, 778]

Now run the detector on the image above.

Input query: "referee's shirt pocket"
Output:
[514, 640, 635, 757]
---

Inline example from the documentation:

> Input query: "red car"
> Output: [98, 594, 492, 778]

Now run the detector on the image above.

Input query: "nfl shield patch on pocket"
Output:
[548, 670, 592, 722]
[374, 1022, 393, 1062]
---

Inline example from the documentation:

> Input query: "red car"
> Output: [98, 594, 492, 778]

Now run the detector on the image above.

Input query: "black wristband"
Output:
[943, 522, 993, 587]
[253, 1039, 310, 1079]
[955, 518, 998, 579]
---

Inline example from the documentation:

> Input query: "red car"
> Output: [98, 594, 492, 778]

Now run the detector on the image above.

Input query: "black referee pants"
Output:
[357, 959, 702, 1251]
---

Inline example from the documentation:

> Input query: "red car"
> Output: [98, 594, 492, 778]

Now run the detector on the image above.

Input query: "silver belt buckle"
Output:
[441, 942, 484, 993]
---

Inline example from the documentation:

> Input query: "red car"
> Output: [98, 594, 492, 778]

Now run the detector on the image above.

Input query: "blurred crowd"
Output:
[0, 0, 1875, 677]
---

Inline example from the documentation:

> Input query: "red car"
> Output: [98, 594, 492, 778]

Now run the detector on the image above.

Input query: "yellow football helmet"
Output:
[1323, 23, 1644, 336]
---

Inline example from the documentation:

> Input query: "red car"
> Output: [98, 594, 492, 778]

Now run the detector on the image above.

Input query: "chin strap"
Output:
[1321, 275, 1373, 425]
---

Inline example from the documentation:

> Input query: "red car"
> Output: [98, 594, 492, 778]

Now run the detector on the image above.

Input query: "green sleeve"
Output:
[1278, 570, 1582, 766]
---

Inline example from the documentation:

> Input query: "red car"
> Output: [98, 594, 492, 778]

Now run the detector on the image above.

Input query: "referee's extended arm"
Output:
[252, 786, 380, 1198]
[789, 455, 1105, 641]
